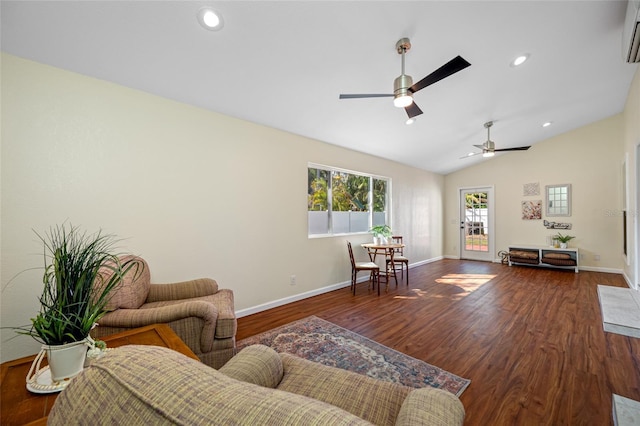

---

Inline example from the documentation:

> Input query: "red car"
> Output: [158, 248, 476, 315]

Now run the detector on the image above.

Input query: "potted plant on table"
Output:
[369, 224, 393, 245]
[16, 224, 141, 386]
[555, 232, 575, 249]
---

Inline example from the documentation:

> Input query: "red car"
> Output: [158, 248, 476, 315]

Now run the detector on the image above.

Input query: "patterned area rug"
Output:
[237, 315, 470, 396]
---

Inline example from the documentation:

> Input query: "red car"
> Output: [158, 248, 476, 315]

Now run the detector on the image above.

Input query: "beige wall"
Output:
[444, 114, 626, 271]
[0, 53, 445, 362]
[622, 67, 640, 288]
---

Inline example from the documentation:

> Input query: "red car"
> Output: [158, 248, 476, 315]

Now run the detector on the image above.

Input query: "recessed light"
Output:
[542, 121, 552, 127]
[198, 7, 224, 31]
[405, 118, 415, 125]
[510, 54, 530, 67]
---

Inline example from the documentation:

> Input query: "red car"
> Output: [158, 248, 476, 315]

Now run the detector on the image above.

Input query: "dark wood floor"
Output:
[237, 259, 640, 425]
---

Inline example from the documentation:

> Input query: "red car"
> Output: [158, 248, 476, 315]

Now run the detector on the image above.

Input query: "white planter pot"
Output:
[560, 243, 568, 249]
[44, 339, 90, 381]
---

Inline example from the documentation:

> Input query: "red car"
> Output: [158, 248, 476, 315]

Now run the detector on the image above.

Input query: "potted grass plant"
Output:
[16, 224, 141, 383]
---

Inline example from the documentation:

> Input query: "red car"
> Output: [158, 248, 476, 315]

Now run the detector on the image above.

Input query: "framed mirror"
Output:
[546, 184, 571, 216]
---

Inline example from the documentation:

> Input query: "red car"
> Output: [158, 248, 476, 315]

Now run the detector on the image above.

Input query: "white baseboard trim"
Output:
[236, 280, 351, 318]
[622, 271, 636, 290]
[236, 256, 443, 318]
[578, 265, 623, 274]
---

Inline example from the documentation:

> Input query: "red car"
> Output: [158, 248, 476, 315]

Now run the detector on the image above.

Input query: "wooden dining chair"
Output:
[347, 241, 380, 295]
[386, 236, 409, 285]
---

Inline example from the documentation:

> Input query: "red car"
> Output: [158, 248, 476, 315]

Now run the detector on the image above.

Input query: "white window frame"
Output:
[308, 163, 391, 238]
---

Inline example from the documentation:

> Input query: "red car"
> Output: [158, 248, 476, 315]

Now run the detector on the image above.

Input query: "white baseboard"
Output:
[621, 270, 638, 290]
[235, 281, 351, 318]
[235, 256, 442, 318]
[578, 265, 623, 274]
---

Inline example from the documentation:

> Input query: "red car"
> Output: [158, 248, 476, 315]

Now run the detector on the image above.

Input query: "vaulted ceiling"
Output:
[2, 1, 638, 174]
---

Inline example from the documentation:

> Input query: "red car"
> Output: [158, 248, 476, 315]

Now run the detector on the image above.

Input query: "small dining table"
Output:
[361, 242, 404, 291]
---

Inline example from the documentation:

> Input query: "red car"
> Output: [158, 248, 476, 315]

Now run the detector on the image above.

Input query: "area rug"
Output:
[237, 315, 470, 396]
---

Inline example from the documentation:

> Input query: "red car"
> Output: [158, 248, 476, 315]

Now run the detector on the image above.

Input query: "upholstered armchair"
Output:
[91, 256, 237, 369]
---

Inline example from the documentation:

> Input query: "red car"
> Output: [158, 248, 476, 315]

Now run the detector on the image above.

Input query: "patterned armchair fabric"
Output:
[91, 256, 236, 369]
[49, 345, 465, 426]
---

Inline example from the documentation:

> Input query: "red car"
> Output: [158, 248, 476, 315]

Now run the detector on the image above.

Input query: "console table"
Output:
[1, 324, 199, 426]
[508, 244, 579, 273]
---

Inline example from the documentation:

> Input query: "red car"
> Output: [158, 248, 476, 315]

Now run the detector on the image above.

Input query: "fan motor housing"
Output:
[394, 74, 413, 94]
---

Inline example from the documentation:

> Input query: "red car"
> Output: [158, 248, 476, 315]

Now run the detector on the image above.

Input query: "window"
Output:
[545, 184, 571, 216]
[308, 164, 389, 236]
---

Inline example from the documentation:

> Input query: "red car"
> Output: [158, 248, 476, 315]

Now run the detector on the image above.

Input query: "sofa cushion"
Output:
[220, 344, 284, 388]
[48, 345, 372, 426]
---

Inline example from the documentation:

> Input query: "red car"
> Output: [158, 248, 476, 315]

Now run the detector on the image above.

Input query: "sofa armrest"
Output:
[395, 387, 465, 426]
[96, 301, 218, 352]
[146, 278, 218, 302]
[219, 345, 284, 388]
[278, 353, 412, 425]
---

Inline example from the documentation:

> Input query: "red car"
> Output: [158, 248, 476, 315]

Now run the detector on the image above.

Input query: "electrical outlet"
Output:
[290, 275, 296, 285]
[594, 255, 601, 261]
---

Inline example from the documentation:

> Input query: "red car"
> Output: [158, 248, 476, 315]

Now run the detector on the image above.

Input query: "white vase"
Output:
[373, 236, 380, 245]
[560, 243, 568, 249]
[44, 339, 91, 381]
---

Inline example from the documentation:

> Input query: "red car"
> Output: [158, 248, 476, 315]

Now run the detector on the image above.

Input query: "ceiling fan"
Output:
[339, 38, 471, 120]
[462, 121, 531, 159]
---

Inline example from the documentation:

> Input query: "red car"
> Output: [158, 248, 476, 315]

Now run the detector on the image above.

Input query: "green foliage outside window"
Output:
[308, 167, 387, 213]
[333, 173, 368, 211]
[465, 192, 487, 209]
[308, 168, 329, 211]
[373, 179, 386, 212]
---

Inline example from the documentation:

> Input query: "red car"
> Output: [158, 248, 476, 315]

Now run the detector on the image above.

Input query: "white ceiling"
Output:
[2, 1, 638, 174]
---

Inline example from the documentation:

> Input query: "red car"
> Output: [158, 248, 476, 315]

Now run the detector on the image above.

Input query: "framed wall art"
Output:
[522, 200, 542, 220]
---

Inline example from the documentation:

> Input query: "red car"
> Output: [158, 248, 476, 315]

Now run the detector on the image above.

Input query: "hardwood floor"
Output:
[237, 259, 640, 425]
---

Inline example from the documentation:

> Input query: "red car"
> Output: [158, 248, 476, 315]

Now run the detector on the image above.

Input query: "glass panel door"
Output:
[460, 187, 494, 261]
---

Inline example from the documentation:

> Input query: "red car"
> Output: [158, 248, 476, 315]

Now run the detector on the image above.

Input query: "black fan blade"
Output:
[405, 102, 423, 119]
[339, 94, 394, 99]
[494, 146, 531, 152]
[409, 56, 471, 93]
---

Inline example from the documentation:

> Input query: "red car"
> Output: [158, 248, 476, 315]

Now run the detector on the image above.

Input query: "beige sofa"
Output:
[49, 344, 465, 425]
